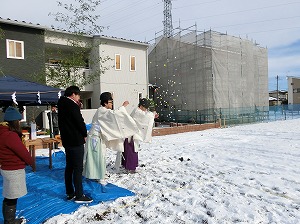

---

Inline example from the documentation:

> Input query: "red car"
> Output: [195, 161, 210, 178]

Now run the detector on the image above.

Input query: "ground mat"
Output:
[0, 151, 134, 223]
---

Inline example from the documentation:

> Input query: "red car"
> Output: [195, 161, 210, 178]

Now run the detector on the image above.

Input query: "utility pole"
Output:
[163, 0, 173, 37]
[276, 75, 279, 106]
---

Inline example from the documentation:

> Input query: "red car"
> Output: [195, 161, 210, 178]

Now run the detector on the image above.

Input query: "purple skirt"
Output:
[122, 137, 138, 171]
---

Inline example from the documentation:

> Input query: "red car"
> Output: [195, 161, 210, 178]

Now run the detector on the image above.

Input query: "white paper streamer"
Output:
[11, 92, 18, 105]
[37, 91, 41, 104]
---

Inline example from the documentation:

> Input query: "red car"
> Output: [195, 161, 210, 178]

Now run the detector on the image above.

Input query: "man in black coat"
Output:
[58, 86, 92, 203]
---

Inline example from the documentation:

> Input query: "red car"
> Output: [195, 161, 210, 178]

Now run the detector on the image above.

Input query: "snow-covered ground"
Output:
[43, 119, 300, 224]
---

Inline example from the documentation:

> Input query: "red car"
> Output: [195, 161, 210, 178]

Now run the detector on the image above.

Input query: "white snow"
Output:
[42, 119, 300, 224]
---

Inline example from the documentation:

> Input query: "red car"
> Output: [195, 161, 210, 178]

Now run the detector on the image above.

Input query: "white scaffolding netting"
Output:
[149, 29, 268, 122]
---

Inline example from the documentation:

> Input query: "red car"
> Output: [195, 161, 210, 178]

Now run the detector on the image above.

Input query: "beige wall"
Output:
[90, 38, 148, 113]
[288, 77, 300, 104]
[44, 30, 149, 114]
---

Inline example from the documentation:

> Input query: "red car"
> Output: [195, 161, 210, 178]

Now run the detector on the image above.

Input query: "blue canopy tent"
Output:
[0, 76, 64, 105]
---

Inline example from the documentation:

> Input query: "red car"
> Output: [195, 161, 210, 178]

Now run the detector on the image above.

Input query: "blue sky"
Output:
[268, 40, 300, 90]
[1, 0, 299, 91]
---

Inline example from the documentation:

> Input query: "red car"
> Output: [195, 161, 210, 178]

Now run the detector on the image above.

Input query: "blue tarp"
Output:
[0, 76, 64, 104]
[86, 123, 92, 131]
[0, 151, 135, 224]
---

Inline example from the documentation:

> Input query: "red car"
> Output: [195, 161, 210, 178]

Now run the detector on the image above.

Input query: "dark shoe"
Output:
[74, 195, 93, 204]
[3, 201, 23, 224]
[66, 194, 75, 200]
[5, 218, 24, 224]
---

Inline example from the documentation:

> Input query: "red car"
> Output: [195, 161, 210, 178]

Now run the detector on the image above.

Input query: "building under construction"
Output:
[148, 27, 268, 123]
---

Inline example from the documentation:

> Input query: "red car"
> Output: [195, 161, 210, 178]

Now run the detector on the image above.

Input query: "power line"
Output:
[211, 15, 300, 30]
[99, 0, 129, 12]
[178, 2, 300, 22]
[100, 0, 150, 17]
[103, 1, 162, 27]
[99, 0, 300, 43]
[239, 26, 300, 36]
[173, 0, 223, 9]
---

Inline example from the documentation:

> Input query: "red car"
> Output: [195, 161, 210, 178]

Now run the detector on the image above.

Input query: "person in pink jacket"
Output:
[0, 106, 33, 224]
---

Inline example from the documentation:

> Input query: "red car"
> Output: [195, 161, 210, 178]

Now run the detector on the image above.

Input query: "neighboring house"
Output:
[287, 76, 300, 105]
[0, 18, 45, 81]
[268, 96, 278, 106]
[269, 90, 288, 106]
[148, 29, 268, 121]
[83, 35, 149, 112]
[0, 18, 149, 115]
[45, 29, 149, 113]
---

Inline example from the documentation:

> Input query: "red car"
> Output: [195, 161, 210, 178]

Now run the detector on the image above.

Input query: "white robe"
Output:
[131, 108, 155, 151]
[115, 108, 156, 170]
[83, 106, 138, 180]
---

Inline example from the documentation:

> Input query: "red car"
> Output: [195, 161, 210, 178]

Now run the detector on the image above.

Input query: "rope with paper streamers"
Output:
[1, 90, 62, 104]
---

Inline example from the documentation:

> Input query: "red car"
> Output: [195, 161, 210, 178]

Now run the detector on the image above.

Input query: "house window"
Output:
[6, 39, 24, 59]
[130, 56, 136, 71]
[138, 92, 142, 99]
[293, 88, 300, 93]
[115, 54, 121, 70]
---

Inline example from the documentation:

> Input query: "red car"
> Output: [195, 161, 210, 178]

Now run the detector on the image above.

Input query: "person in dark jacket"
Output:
[47, 104, 59, 137]
[47, 104, 59, 148]
[0, 106, 33, 224]
[57, 86, 92, 203]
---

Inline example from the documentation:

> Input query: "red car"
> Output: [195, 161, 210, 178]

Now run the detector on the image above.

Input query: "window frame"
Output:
[130, 55, 136, 71]
[115, 54, 121, 70]
[6, 39, 24, 59]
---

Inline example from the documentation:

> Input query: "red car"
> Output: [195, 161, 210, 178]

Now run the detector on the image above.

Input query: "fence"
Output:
[156, 104, 300, 127]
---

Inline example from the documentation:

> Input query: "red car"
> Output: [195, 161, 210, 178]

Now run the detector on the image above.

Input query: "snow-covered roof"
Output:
[269, 96, 277, 101]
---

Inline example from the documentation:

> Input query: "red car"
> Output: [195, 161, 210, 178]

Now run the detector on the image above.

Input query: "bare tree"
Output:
[44, 0, 111, 88]
[51, 0, 104, 35]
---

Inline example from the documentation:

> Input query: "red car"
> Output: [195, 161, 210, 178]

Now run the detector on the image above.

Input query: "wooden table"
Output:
[25, 137, 61, 172]
[37, 131, 47, 136]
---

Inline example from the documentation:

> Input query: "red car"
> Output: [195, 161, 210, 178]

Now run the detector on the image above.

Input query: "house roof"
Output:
[269, 97, 277, 101]
[269, 90, 287, 94]
[0, 17, 46, 30]
[0, 17, 148, 46]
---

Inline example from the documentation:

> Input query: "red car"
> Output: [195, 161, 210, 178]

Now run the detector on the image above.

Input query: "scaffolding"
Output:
[148, 25, 268, 123]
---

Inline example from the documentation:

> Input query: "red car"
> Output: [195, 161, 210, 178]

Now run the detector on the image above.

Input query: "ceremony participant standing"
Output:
[121, 98, 158, 173]
[47, 104, 59, 137]
[58, 86, 92, 203]
[0, 106, 33, 223]
[47, 104, 59, 149]
[83, 92, 138, 186]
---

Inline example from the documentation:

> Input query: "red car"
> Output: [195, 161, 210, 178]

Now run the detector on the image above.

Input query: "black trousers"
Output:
[3, 198, 17, 206]
[50, 127, 59, 138]
[64, 145, 84, 198]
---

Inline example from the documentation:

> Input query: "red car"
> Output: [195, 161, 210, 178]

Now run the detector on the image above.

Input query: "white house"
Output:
[0, 18, 149, 128]
[89, 35, 149, 113]
[45, 29, 149, 114]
